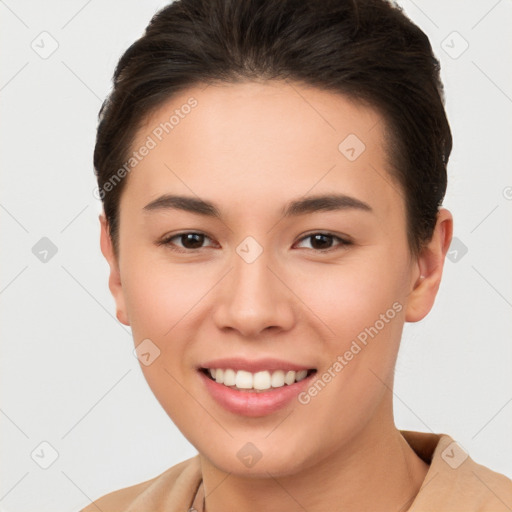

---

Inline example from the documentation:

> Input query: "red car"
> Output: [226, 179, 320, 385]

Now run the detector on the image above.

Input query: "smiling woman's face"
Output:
[100, 80, 438, 476]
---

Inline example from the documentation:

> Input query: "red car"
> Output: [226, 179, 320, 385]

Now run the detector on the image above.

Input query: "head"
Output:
[96, 0, 453, 476]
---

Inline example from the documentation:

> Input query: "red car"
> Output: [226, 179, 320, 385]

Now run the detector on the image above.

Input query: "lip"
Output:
[198, 357, 313, 373]
[197, 361, 317, 417]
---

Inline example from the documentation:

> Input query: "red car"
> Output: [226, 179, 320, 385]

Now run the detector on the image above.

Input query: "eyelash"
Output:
[157, 231, 352, 254]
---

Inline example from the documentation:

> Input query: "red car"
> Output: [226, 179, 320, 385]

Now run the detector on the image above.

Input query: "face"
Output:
[100, 80, 451, 477]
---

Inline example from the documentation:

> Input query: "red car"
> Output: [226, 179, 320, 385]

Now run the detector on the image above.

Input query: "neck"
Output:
[199, 406, 429, 512]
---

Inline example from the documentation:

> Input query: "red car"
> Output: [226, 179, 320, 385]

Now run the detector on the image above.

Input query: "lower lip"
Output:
[198, 370, 316, 417]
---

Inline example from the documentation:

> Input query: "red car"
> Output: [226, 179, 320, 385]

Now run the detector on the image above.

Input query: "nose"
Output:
[212, 247, 296, 339]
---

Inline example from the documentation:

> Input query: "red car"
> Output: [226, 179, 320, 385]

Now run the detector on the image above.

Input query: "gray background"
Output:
[1, 1, 511, 510]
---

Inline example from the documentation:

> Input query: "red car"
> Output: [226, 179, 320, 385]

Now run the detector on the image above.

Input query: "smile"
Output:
[201, 368, 316, 391]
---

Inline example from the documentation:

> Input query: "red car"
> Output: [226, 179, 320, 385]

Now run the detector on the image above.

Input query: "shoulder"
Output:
[406, 431, 512, 511]
[80, 454, 202, 512]
[443, 451, 512, 511]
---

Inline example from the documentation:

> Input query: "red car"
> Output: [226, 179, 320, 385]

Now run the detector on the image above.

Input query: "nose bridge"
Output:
[213, 237, 295, 336]
[233, 244, 273, 302]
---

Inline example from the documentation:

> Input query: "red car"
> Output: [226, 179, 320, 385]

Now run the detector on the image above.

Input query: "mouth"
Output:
[199, 367, 317, 393]
[197, 357, 318, 416]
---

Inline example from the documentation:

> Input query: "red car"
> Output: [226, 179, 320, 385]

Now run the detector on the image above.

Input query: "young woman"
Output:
[82, 0, 512, 510]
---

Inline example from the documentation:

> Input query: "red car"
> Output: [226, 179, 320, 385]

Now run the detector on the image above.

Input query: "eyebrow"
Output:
[142, 193, 372, 218]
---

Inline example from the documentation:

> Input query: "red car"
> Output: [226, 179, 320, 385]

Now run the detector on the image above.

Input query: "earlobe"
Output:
[405, 208, 453, 322]
[99, 213, 130, 326]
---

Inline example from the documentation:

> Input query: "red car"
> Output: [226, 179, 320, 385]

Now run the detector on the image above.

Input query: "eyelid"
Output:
[158, 231, 217, 252]
[294, 231, 352, 251]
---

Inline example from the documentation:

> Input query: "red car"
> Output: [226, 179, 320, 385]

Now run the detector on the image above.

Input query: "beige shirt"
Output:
[81, 430, 512, 511]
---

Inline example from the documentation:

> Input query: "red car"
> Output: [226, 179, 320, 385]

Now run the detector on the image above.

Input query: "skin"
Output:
[99, 80, 453, 511]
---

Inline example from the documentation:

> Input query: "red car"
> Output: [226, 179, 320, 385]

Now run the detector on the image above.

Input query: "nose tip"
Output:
[212, 252, 295, 338]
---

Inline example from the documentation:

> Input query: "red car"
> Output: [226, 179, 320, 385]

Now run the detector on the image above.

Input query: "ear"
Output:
[99, 213, 130, 326]
[405, 208, 453, 322]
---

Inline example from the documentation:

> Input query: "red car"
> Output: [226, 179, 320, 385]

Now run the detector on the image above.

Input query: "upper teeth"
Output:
[208, 368, 309, 390]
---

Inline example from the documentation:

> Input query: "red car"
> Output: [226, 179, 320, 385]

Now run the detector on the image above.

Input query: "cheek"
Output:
[289, 252, 408, 344]
[288, 251, 408, 415]
[119, 258, 202, 425]
[287, 260, 406, 451]
[121, 253, 211, 340]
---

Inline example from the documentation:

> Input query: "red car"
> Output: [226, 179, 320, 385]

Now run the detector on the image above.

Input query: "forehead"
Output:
[122, 80, 401, 220]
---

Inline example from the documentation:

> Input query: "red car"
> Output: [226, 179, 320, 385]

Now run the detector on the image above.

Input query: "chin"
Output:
[198, 440, 315, 478]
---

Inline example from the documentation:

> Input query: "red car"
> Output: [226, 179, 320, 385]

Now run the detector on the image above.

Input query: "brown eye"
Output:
[159, 232, 215, 252]
[178, 233, 206, 249]
[295, 232, 351, 252]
